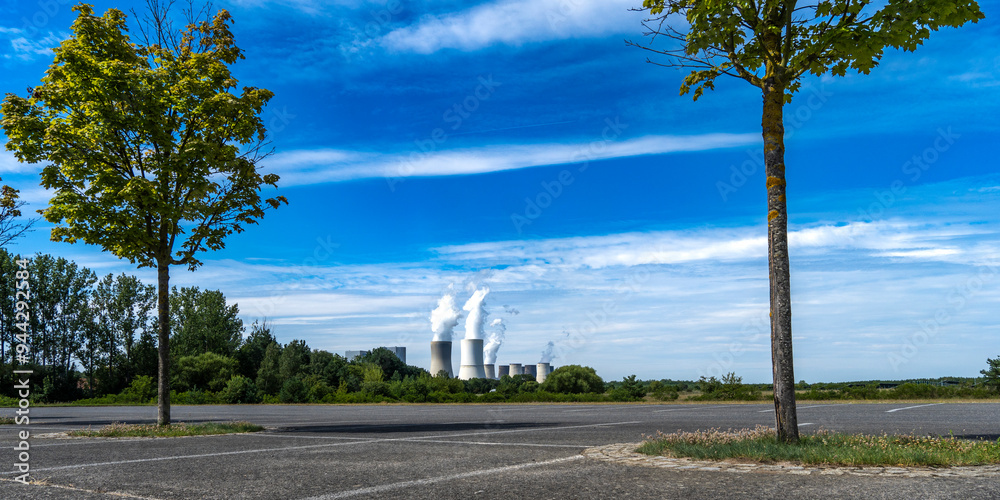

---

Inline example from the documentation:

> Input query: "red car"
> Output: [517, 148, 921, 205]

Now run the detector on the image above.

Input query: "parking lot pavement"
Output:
[1, 403, 997, 499]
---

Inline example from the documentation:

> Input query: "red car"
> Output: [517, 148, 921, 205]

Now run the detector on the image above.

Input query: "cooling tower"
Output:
[430, 341, 454, 378]
[548, 365, 554, 374]
[458, 338, 486, 380]
[524, 364, 537, 378]
[485, 364, 496, 380]
[536, 363, 550, 384]
[498, 365, 509, 377]
[509, 363, 522, 375]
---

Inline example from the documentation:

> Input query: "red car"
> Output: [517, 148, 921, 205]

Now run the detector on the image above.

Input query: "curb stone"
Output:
[582, 443, 1000, 478]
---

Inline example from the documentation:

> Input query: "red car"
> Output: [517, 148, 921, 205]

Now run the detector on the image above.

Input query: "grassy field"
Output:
[638, 426, 1000, 467]
[67, 421, 264, 438]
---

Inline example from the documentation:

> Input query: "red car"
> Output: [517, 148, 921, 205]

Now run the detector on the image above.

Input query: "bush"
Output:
[120, 375, 157, 403]
[619, 375, 647, 400]
[171, 389, 220, 405]
[982, 355, 1000, 393]
[463, 378, 499, 395]
[541, 365, 605, 394]
[279, 378, 308, 403]
[221, 375, 260, 404]
[361, 380, 390, 397]
[519, 380, 539, 393]
[692, 373, 760, 401]
[173, 352, 238, 392]
[306, 379, 333, 403]
[648, 381, 679, 401]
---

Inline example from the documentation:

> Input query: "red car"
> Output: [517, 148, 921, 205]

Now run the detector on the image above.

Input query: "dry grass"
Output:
[68, 421, 263, 438]
[638, 425, 1000, 467]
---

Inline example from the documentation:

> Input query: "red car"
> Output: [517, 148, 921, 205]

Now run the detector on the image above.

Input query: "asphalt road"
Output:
[1, 402, 998, 499]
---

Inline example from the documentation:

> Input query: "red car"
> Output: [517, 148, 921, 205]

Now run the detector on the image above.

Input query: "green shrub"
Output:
[221, 375, 260, 404]
[541, 365, 604, 394]
[361, 380, 390, 398]
[171, 389, 219, 405]
[648, 381, 680, 401]
[692, 373, 760, 401]
[307, 379, 333, 403]
[173, 353, 238, 392]
[120, 375, 157, 403]
[519, 380, 540, 393]
[478, 391, 507, 403]
[279, 378, 308, 403]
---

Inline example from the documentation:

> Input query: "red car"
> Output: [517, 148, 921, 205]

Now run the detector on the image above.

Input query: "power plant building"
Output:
[345, 346, 406, 364]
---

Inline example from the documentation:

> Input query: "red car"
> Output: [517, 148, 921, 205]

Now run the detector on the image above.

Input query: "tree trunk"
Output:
[156, 259, 171, 426]
[762, 77, 799, 443]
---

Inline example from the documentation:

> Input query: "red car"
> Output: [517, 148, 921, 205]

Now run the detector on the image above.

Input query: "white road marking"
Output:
[407, 439, 592, 449]
[4, 420, 641, 474]
[758, 404, 828, 413]
[297, 455, 586, 500]
[798, 423, 815, 427]
[886, 403, 944, 413]
[652, 405, 725, 413]
[0, 476, 164, 499]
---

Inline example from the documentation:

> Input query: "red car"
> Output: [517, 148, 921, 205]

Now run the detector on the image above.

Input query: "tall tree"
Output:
[235, 319, 277, 379]
[1, 3, 286, 424]
[256, 342, 282, 396]
[169, 286, 243, 358]
[92, 273, 157, 392]
[631, 0, 984, 442]
[28, 254, 96, 371]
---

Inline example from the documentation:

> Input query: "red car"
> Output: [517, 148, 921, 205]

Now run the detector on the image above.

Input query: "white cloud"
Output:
[265, 133, 759, 186]
[19, 175, 999, 382]
[0, 151, 33, 174]
[0, 29, 67, 61]
[379, 0, 641, 54]
[431, 220, 984, 269]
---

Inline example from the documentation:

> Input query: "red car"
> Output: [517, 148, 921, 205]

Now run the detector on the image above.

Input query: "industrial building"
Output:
[345, 346, 407, 364]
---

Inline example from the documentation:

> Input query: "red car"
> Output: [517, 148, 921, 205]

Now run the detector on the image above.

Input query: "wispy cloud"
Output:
[379, 0, 640, 54]
[17, 163, 999, 382]
[0, 28, 67, 61]
[265, 133, 758, 185]
[431, 220, 997, 269]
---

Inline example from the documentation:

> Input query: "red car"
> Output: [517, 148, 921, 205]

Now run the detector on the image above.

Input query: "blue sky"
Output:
[1, 0, 998, 383]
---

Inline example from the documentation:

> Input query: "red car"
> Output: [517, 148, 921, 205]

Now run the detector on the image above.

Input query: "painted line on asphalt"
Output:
[798, 423, 815, 427]
[13, 439, 390, 474]
[758, 405, 829, 413]
[402, 420, 645, 441]
[886, 403, 944, 413]
[407, 439, 592, 449]
[297, 455, 586, 500]
[651, 405, 725, 413]
[0, 477, 164, 499]
[4, 420, 640, 474]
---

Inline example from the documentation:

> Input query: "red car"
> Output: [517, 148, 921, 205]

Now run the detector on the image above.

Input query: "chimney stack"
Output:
[429, 341, 454, 378]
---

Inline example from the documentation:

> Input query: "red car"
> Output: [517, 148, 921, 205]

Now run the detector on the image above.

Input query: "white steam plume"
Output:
[462, 286, 490, 340]
[484, 318, 505, 364]
[539, 341, 556, 363]
[430, 291, 461, 342]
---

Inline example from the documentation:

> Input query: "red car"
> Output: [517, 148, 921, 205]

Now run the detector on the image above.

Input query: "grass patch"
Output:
[0, 416, 14, 425]
[637, 425, 1000, 467]
[68, 421, 263, 438]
